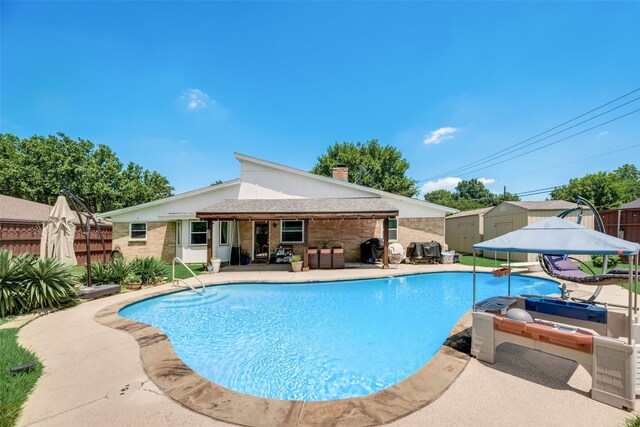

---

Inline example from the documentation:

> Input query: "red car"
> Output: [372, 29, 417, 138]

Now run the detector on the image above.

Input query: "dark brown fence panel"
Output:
[0, 221, 112, 265]
[598, 209, 640, 244]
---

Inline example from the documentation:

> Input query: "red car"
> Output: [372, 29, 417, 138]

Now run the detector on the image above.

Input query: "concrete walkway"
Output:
[17, 264, 638, 426]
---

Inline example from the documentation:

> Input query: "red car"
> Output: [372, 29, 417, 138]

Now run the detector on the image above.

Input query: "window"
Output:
[281, 220, 304, 243]
[190, 221, 208, 245]
[129, 223, 147, 240]
[219, 221, 229, 246]
[384, 219, 398, 241]
[175, 221, 182, 246]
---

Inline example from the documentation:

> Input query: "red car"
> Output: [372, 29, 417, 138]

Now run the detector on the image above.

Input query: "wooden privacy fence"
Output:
[0, 221, 112, 265]
[598, 208, 640, 244]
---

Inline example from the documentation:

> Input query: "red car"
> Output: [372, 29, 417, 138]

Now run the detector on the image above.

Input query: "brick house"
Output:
[101, 153, 456, 266]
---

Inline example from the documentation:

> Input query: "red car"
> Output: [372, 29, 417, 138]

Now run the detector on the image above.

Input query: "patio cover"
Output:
[196, 197, 399, 220]
[40, 195, 78, 265]
[473, 216, 640, 256]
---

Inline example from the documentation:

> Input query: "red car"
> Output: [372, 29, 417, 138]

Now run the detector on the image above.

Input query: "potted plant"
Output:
[290, 255, 303, 272]
[210, 257, 221, 273]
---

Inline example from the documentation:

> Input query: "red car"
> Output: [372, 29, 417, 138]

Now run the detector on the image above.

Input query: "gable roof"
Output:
[197, 197, 399, 220]
[620, 199, 640, 210]
[445, 207, 492, 219]
[234, 152, 458, 214]
[99, 179, 241, 217]
[0, 194, 109, 225]
[502, 200, 579, 211]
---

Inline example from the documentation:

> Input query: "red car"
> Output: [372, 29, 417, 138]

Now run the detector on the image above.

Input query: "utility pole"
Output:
[503, 186, 507, 201]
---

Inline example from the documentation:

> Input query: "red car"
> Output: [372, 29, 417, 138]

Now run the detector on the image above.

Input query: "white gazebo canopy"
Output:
[473, 216, 640, 256]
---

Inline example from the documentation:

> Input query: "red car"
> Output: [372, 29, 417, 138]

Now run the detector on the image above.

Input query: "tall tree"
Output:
[0, 133, 174, 212]
[424, 179, 519, 211]
[311, 140, 419, 197]
[550, 164, 640, 210]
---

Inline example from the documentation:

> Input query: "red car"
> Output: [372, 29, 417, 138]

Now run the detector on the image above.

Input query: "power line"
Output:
[501, 143, 640, 181]
[453, 108, 640, 179]
[516, 186, 562, 196]
[421, 87, 640, 182]
[424, 96, 640, 181]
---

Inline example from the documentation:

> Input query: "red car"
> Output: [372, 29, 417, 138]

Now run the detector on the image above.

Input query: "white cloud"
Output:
[423, 127, 458, 145]
[421, 177, 461, 193]
[182, 88, 214, 110]
[597, 131, 609, 137]
[478, 177, 495, 185]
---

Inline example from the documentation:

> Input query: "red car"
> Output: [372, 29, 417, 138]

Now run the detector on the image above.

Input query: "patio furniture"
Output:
[360, 238, 384, 264]
[332, 246, 344, 269]
[406, 241, 441, 263]
[307, 247, 319, 269]
[319, 248, 332, 269]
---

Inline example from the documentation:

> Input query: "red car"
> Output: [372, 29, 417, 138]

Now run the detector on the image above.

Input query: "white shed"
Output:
[482, 201, 594, 262]
[445, 207, 491, 254]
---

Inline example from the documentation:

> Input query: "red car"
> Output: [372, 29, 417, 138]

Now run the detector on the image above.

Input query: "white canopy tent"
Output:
[40, 195, 78, 265]
[472, 216, 640, 343]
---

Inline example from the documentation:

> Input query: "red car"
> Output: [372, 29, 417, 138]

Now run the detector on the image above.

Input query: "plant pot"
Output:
[492, 268, 511, 278]
[125, 283, 142, 290]
[211, 259, 221, 273]
[290, 261, 303, 272]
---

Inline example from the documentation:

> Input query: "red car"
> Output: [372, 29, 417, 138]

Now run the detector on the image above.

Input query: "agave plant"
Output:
[131, 257, 167, 285]
[0, 250, 26, 317]
[107, 257, 133, 287]
[80, 262, 111, 286]
[23, 258, 79, 311]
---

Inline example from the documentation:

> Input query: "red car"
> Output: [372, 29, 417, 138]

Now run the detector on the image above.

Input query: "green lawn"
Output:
[0, 329, 42, 427]
[73, 262, 207, 282]
[163, 263, 207, 280]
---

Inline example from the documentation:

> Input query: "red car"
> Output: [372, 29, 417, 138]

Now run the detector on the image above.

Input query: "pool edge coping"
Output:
[95, 280, 472, 427]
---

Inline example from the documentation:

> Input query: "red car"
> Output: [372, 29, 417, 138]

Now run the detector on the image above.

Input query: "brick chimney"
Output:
[332, 164, 349, 181]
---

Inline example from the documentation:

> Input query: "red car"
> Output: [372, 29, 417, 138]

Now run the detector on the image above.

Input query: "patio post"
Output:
[382, 217, 389, 269]
[473, 251, 476, 312]
[303, 219, 309, 271]
[206, 219, 212, 263]
[507, 252, 511, 296]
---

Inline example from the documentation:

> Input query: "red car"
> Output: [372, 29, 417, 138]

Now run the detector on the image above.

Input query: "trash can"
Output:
[307, 247, 319, 269]
[332, 246, 344, 269]
[319, 248, 332, 269]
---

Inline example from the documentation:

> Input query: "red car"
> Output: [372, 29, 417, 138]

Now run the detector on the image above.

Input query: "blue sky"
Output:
[2, 1, 639, 199]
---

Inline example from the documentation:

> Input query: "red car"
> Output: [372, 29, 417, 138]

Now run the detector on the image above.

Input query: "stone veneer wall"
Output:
[397, 217, 446, 250]
[112, 222, 176, 262]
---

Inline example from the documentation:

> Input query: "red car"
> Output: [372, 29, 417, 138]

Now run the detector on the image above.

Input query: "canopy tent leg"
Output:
[473, 251, 477, 312]
[629, 254, 634, 345]
[507, 252, 511, 296]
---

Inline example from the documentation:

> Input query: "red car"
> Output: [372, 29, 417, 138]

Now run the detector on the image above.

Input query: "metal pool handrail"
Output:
[172, 257, 205, 293]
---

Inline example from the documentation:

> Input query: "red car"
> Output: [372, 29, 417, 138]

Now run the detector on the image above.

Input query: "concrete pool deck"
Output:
[17, 263, 638, 426]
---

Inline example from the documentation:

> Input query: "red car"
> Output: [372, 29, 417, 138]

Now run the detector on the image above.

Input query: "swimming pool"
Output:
[120, 272, 558, 401]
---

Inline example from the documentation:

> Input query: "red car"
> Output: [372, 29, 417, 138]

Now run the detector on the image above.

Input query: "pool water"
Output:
[120, 272, 558, 401]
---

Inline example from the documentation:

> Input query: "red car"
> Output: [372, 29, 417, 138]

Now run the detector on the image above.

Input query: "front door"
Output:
[254, 221, 269, 261]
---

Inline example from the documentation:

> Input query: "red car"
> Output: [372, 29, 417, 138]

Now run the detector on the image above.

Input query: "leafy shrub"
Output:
[106, 257, 133, 287]
[591, 255, 620, 269]
[289, 255, 302, 263]
[0, 251, 26, 317]
[80, 262, 110, 286]
[130, 257, 167, 285]
[22, 258, 80, 311]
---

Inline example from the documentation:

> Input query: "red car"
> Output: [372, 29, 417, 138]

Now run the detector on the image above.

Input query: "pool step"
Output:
[157, 292, 229, 309]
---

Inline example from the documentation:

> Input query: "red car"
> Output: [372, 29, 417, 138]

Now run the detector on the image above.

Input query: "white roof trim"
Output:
[100, 179, 241, 218]
[234, 153, 458, 214]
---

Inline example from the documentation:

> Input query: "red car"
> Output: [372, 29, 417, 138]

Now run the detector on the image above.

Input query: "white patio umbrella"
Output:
[40, 195, 78, 265]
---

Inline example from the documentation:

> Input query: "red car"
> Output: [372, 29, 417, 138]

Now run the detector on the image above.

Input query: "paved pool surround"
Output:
[95, 278, 472, 427]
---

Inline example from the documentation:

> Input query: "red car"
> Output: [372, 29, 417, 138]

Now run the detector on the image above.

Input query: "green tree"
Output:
[310, 140, 419, 197]
[0, 133, 174, 212]
[550, 164, 640, 210]
[424, 179, 519, 211]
